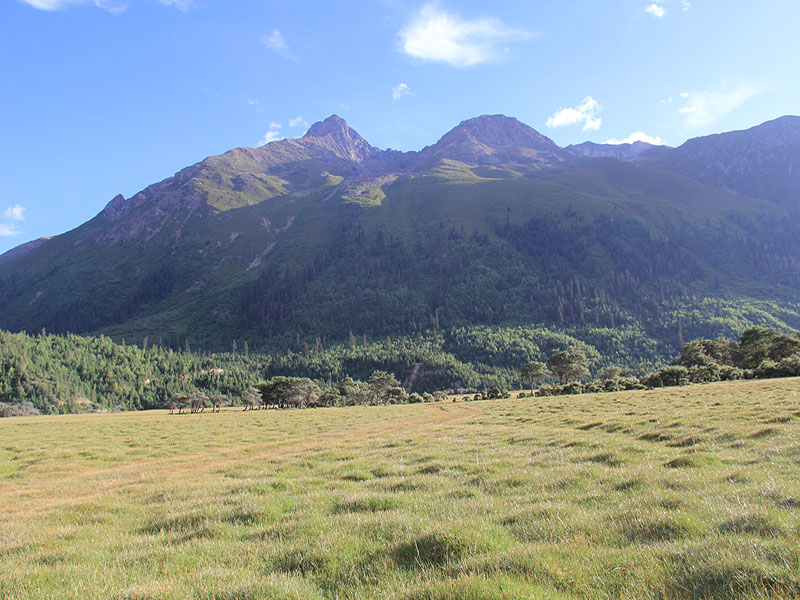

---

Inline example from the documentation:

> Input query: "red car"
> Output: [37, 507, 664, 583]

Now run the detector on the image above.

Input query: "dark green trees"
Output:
[257, 377, 320, 409]
[546, 347, 590, 384]
[519, 361, 549, 392]
[369, 370, 402, 404]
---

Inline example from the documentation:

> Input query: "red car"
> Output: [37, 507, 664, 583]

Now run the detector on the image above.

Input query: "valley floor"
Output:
[1, 379, 799, 599]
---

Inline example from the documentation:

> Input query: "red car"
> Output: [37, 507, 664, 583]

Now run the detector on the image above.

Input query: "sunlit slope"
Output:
[1, 115, 799, 361]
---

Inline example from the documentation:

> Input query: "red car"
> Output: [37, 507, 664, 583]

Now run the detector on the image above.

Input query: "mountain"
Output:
[1, 114, 800, 376]
[417, 115, 566, 172]
[566, 140, 664, 161]
[0, 237, 50, 267]
[642, 116, 800, 210]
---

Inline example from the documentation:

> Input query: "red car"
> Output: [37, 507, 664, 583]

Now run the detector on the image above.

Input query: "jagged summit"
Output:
[303, 114, 351, 138]
[302, 114, 379, 163]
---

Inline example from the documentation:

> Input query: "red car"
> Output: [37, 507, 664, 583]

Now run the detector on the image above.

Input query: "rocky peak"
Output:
[302, 114, 379, 162]
[446, 115, 560, 151]
[419, 114, 563, 167]
[99, 193, 130, 221]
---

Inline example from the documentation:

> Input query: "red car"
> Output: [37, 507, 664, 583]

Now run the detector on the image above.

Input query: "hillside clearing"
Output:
[1, 378, 799, 599]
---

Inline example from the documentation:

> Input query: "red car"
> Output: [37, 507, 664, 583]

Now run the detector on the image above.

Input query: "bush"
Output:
[755, 354, 800, 379]
[660, 365, 689, 386]
[688, 364, 720, 384]
[619, 376, 645, 390]
[641, 372, 663, 388]
[0, 401, 39, 418]
[561, 382, 583, 395]
[719, 366, 744, 381]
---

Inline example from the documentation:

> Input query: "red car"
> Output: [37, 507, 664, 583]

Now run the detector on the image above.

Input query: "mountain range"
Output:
[1, 113, 799, 373]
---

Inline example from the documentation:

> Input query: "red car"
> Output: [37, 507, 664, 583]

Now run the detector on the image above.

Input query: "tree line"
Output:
[1, 326, 799, 417]
[518, 326, 800, 397]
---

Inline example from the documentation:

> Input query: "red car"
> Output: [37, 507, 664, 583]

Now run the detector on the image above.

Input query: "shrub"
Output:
[688, 364, 721, 384]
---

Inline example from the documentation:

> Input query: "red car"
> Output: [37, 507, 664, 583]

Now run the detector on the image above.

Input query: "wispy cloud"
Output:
[0, 224, 22, 237]
[21, 0, 128, 13]
[4, 205, 26, 221]
[677, 83, 765, 127]
[20, 0, 190, 12]
[546, 97, 602, 131]
[644, 3, 666, 18]
[288, 116, 308, 128]
[605, 132, 665, 145]
[156, 0, 192, 10]
[398, 2, 531, 67]
[392, 83, 411, 100]
[257, 128, 284, 146]
[262, 30, 297, 61]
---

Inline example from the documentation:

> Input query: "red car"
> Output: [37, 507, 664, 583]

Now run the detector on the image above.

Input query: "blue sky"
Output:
[1, 0, 799, 253]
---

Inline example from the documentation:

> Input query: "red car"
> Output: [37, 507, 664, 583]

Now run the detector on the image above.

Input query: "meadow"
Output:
[1, 378, 799, 599]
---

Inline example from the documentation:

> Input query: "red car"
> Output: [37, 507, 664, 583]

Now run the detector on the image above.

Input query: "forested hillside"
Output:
[1, 115, 800, 370]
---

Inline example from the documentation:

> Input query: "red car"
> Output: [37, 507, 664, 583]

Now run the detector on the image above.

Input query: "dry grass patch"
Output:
[1, 378, 799, 598]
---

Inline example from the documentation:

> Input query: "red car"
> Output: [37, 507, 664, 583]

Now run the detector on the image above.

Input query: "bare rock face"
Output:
[99, 194, 130, 221]
[303, 115, 380, 163]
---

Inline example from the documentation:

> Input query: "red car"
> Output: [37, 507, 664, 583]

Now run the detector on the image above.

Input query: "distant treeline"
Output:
[1, 326, 798, 417]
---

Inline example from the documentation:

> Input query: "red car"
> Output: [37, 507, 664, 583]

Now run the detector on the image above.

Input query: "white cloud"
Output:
[263, 30, 297, 61]
[645, 3, 666, 18]
[257, 129, 284, 146]
[246, 98, 259, 106]
[392, 83, 411, 100]
[677, 83, 765, 127]
[0, 224, 21, 237]
[605, 132, 665, 145]
[681, 0, 692, 11]
[398, 2, 531, 67]
[269, 121, 282, 129]
[4, 205, 26, 221]
[660, 96, 674, 104]
[546, 97, 602, 131]
[680, 91, 690, 98]
[288, 116, 308, 128]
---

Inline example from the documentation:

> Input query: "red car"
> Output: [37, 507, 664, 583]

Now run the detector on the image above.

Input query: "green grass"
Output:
[1, 378, 799, 599]
[341, 185, 386, 207]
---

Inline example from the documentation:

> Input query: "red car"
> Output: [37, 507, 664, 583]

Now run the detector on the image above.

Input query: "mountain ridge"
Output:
[1, 112, 799, 374]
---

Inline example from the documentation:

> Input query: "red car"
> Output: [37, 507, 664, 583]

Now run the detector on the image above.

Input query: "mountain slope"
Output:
[642, 115, 800, 211]
[1, 114, 800, 372]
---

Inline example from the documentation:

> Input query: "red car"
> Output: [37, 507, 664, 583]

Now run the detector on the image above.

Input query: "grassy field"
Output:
[1, 379, 799, 599]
